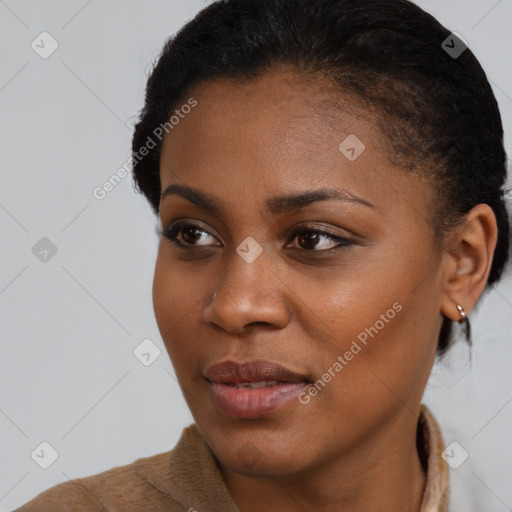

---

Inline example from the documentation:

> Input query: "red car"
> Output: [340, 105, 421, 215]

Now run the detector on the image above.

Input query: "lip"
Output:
[204, 359, 310, 418]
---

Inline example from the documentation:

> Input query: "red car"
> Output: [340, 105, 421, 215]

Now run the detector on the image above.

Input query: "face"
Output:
[153, 68, 444, 477]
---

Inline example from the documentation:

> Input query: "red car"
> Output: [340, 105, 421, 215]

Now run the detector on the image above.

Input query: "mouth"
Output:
[223, 380, 281, 389]
[204, 359, 311, 418]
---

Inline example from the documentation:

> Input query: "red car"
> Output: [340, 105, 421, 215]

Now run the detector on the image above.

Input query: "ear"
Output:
[440, 204, 498, 322]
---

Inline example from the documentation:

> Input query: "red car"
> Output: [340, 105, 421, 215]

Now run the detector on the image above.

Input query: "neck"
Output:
[221, 410, 427, 512]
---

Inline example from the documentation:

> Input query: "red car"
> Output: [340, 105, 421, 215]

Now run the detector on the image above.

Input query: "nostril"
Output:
[246, 321, 273, 329]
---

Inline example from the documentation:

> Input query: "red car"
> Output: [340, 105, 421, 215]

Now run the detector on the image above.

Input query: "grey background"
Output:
[0, 1, 511, 510]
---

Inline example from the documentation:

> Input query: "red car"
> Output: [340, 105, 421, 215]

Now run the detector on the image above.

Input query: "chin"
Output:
[203, 424, 319, 478]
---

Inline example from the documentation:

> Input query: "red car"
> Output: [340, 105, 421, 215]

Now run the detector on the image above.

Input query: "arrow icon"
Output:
[441, 32, 468, 59]
[236, 236, 263, 263]
[441, 441, 469, 469]
[134, 339, 161, 366]
[32, 237, 58, 262]
[31, 31, 59, 59]
[31, 441, 59, 468]
[339, 134, 365, 161]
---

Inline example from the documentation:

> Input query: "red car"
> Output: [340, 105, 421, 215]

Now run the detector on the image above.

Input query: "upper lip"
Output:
[205, 359, 310, 384]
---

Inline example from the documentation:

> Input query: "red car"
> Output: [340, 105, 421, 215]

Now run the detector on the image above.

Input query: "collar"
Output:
[418, 404, 450, 511]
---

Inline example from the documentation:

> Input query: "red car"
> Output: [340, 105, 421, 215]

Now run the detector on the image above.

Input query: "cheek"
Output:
[318, 289, 437, 418]
[298, 309, 430, 451]
[152, 252, 195, 355]
[152, 252, 173, 333]
[152, 249, 219, 379]
[308, 245, 440, 401]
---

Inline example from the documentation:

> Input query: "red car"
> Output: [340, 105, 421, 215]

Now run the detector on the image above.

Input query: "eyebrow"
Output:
[160, 183, 375, 216]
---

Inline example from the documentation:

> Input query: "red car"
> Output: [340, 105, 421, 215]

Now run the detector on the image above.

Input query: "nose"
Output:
[203, 247, 291, 335]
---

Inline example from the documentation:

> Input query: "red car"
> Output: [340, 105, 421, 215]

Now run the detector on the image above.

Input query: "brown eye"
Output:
[297, 231, 323, 250]
[288, 228, 355, 252]
[161, 222, 355, 253]
[161, 221, 219, 247]
[181, 226, 204, 244]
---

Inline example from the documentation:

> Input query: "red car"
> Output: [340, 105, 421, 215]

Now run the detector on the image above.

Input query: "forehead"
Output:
[174, 68, 376, 150]
[159, 68, 434, 225]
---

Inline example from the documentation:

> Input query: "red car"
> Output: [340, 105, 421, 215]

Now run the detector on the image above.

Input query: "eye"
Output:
[286, 227, 355, 252]
[161, 221, 355, 252]
[160, 221, 220, 247]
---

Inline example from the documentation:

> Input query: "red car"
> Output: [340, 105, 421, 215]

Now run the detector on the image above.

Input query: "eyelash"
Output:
[160, 220, 356, 253]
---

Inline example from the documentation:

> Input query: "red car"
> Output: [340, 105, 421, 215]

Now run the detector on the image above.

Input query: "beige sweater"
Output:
[14, 404, 449, 511]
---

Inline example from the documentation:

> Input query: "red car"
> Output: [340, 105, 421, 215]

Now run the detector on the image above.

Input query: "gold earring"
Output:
[456, 304, 466, 323]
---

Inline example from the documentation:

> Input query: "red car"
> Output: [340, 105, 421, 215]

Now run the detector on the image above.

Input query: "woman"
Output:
[15, 0, 510, 510]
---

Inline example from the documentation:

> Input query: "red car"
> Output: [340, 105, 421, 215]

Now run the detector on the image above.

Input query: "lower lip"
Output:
[208, 381, 308, 418]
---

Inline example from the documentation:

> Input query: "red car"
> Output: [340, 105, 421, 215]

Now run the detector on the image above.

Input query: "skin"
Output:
[152, 67, 497, 512]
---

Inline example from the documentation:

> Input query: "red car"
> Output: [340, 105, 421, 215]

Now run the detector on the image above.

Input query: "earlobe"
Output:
[439, 204, 498, 322]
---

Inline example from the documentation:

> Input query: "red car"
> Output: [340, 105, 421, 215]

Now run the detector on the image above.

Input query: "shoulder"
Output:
[13, 425, 231, 512]
[13, 451, 184, 512]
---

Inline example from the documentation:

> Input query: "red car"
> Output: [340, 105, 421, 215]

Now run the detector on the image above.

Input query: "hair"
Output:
[131, 0, 510, 356]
